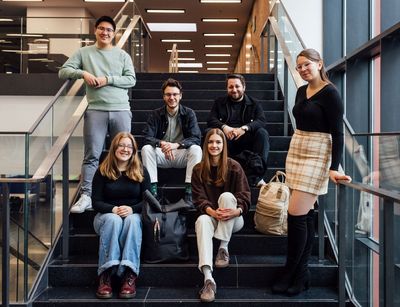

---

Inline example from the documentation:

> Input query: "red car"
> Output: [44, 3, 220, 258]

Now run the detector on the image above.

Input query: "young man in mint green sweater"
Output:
[59, 16, 136, 213]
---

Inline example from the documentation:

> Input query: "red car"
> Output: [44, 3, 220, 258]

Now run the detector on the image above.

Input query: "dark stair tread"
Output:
[35, 286, 341, 305]
[50, 254, 334, 267]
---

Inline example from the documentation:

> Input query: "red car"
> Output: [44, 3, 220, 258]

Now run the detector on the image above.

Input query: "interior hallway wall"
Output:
[281, 0, 323, 53]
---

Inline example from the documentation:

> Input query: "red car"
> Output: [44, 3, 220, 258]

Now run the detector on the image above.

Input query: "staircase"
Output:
[33, 73, 343, 306]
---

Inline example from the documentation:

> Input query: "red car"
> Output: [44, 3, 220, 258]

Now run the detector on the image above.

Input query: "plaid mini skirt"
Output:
[285, 130, 332, 195]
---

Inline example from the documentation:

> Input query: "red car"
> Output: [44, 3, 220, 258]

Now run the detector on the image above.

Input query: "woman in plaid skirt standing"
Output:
[272, 48, 351, 295]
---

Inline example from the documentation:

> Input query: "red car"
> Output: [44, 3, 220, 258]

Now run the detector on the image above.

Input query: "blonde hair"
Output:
[199, 128, 228, 186]
[99, 132, 144, 182]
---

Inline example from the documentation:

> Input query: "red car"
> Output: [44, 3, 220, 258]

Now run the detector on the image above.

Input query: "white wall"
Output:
[281, 0, 323, 54]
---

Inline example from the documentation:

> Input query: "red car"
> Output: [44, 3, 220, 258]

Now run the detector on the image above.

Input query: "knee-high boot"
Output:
[287, 209, 314, 295]
[271, 213, 308, 293]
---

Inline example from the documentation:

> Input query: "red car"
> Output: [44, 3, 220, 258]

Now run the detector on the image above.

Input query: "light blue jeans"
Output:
[93, 212, 142, 276]
[81, 110, 132, 196]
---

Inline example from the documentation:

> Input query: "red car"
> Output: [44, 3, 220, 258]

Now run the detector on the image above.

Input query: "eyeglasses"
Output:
[117, 144, 133, 150]
[163, 93, 181, 98]
[97, 26, 114, 33]
[295, 61, 314, 71]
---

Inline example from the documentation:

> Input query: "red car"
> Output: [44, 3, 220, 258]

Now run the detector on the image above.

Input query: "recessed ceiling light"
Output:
[178, 63, 203, 68]
[179, 70, 199, 73]
[178, 58, 196, 61]
[202, 18, 238, 22]
[207, 67, 229, 70]
[2, 0, 42, 2]
[200, 0, 241, 3]
[167, 49, 194, 53]
[6, 34, 43, 37]
[161, 39, 191, 43]
[148, 23, 197, 32]
[0, 19, 14, 22]
[146, 9, 185, 14]
[0, 40, 12, 44]
[203, 33, 235, 37]
[207, 61, 229, 64]
[206, 53, 231, 57]
[84, 0, 124, 2]
[205, 44, 233, 48]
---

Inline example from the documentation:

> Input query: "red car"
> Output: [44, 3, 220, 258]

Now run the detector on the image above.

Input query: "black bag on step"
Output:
[141, 190, 190, 263]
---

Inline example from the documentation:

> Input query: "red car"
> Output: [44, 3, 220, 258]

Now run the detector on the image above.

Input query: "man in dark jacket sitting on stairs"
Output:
[141, 78, 202, 202]
[207, 74, 270, 187]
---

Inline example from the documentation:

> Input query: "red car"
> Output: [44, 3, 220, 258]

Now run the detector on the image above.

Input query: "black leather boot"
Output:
[287, 209, 315, 296]
[271, 213, 308, 293]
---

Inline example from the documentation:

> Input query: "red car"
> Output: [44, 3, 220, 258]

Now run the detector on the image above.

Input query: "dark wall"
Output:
[0, 73, 66, 95]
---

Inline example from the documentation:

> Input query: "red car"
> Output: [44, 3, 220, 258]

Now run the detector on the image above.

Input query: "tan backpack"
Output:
[254, 171, 289, 235]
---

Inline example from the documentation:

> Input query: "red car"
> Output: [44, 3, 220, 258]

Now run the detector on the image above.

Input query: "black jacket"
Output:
[207, 94, 266, 132]
[142, 104, 201, 148]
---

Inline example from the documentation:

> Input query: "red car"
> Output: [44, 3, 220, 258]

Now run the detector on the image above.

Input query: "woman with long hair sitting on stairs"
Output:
[191, 128, 251, 303]
[272, 48, 351, 296]
[92, 132, 150, 299]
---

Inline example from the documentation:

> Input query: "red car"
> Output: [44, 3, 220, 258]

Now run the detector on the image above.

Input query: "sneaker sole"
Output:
[96, 292, 112, 299]
[119, 292, 136, 299]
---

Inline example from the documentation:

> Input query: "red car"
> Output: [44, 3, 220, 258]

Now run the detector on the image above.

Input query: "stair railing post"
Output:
[1, 182, 10, 307]
[380, 199, 395, 307]
[337, 183, 347, 307]
[317, 197, 325, 261]
[283, 61, 288, 137]
[274, 36, 278, 101]
[62, 144, 70, 260]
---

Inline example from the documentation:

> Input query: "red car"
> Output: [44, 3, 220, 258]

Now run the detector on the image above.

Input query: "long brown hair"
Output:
[199, 128, 228, 186]
[99, 132, 144, 182]
[297, 48, 331, 83]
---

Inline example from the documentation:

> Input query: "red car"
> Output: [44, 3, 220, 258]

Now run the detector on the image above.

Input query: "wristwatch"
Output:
[240, 125, 249, 132]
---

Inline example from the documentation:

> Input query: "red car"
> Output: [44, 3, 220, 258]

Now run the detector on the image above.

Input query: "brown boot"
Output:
[96, 269, 112, 299]
[119, 269, 137, 298]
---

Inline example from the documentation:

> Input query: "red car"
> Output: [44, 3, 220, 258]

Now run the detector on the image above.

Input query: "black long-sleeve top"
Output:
[207, 94, 266, 132]
[293, 84, 344, 170]
[92, 167, 151, 213]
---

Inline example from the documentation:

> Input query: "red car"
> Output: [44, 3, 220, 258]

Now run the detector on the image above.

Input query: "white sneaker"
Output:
[70, 194, 92, 213]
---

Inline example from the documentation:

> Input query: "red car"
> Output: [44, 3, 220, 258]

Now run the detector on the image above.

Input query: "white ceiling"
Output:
[0, 0, 256, 73]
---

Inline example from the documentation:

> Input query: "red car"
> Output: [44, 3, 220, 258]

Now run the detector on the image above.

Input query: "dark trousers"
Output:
[227, 127, 270, 177]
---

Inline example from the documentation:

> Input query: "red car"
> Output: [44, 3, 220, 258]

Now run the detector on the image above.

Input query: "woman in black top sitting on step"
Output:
[272, 48, 351, 295]
[92, 132, 150, 299]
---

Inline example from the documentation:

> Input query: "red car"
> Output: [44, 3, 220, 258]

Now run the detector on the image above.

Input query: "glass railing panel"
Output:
[0, 134, 27, 176]
[394, 203, 400, 307]
[274, 3, 304, 59]
[0, 16, 96, 74]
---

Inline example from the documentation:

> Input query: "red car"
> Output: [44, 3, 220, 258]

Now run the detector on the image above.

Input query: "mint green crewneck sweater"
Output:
[59, 45, 136, 111]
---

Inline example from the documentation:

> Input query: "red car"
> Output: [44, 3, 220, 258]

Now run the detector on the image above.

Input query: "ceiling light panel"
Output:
[203, 33, 235, 37]
[84, 0, 124, 2]
[200, 0, 241, 3]
[146, 9, 185, 14]
[207, 67, 229, 70]
[3, 0, 43, 1]
[161, 39, 191, 43]
[148, 23, 197, 32]
[205, 44, 232, 48]
[207, 61, 229, 64]
[178, 58, 196, 61]
[202, 18, 238, 22]
[167, 49, 194, 53]
[178, 63, 203, 68]
[206, 53, 231, 57]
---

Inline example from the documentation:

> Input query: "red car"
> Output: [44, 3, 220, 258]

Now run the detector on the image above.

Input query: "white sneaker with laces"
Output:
[70, 194, 92, 213]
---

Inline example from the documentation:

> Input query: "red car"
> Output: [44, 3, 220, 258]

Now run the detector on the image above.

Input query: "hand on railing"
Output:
[329, 170, 352, 184]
